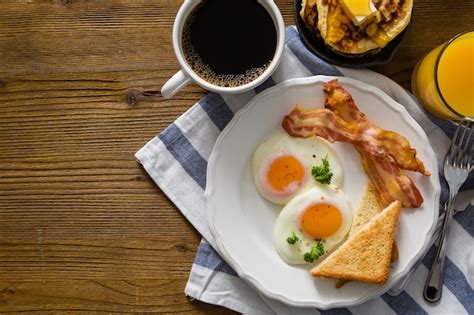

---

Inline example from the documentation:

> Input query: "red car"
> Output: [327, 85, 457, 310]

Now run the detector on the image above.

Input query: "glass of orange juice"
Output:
[412, 30, 474, 120]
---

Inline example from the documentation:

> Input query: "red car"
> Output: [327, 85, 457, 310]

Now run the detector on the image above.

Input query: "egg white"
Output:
[274, 186, 353, 265]
[252, 133, 343, 205]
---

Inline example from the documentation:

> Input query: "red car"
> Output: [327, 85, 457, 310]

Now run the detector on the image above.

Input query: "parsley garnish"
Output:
[311, 155, 333, 185]
[303, 242, 325, 262]
[286, 232, 299, 245]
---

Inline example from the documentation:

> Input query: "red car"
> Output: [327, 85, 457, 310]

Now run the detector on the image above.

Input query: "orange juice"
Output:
[412, 31, 474, 119]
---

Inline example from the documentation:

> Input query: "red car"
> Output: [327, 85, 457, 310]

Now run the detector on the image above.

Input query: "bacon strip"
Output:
[323, 80, 429, 176]
[281, 80, 428, 208]
[323, 79, 368, 124]
[322, 80, 424, 207]
[283, 106, 429, 175]
[358, 148, 423, 208]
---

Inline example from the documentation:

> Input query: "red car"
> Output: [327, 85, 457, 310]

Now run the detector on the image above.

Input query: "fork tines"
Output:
[447, 119, 473, 169]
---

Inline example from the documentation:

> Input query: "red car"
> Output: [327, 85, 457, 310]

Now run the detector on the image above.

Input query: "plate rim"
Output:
[205, 75, 440, 309]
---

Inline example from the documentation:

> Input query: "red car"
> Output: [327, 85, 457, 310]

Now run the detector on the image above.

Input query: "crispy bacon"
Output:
[283, 106, 429, 175]
[358, 148, 423, 207]
[282, 107, 358, 141]
[323, 80, 424, 207]
[324, 80, 429, 176]
[281, 79, 429, 208]
[323, 79, 368, 124]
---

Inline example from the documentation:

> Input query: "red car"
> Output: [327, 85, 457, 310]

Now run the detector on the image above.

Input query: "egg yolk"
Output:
[266, 155, 305, 193]
[300, 203, 342, 239]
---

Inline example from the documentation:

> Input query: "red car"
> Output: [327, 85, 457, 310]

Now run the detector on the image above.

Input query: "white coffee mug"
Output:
[161, 0, 285, 99]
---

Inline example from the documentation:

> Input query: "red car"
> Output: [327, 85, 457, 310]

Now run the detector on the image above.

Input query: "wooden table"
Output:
[0, 0, 471, 312]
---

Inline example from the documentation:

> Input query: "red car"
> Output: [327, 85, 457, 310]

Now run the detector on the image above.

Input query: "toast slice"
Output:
[350, 182, 399, 262]
[311, 200, 401, 285]
[335, 183, 399, 288]
[349, 182, 384, 237]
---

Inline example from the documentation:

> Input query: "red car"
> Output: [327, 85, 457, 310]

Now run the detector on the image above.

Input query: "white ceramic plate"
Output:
[206, 76, 440, 309]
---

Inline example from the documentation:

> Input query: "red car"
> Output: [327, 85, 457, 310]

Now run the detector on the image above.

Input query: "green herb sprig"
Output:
[311, 155, 333, 185]
[303, 242, 325, 263]
[286, 232, 299, 245]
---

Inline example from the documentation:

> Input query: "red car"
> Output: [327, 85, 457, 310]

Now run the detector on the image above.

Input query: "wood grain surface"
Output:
[0, 0, 472, 312]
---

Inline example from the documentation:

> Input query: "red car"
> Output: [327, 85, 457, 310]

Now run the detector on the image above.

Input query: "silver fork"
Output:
[387, 199, 467, 296]
[387, 202, 448, 296]
[423, 119, 472, 303]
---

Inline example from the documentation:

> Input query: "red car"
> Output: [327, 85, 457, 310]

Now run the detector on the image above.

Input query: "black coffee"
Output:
[182, 0, 277, 87]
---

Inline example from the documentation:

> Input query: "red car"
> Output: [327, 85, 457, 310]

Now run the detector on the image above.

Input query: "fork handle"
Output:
[387, 209, 446, 296]
[423, 193, 457, 303]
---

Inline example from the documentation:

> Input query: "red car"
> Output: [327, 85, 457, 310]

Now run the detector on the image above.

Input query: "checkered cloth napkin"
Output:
[136, 26, 473, 314]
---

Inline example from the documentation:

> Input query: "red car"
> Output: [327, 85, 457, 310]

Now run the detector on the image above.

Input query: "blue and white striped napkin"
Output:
[136, 26, 473, 314]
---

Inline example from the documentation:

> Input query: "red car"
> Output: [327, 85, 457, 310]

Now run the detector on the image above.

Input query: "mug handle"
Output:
[161, 70, 192, 99]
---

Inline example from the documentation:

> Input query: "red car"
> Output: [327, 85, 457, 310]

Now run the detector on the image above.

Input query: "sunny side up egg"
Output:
[274, 186, 353, 265]
[252, 133, 343, 205]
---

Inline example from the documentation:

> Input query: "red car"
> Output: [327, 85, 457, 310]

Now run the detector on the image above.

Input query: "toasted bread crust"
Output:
[391, 242, 399, 262]
[313, 266, 389, 284]
[349, 182, 383, 237]
[311, 201, 401, 285]
[351, 182, 399, 262]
